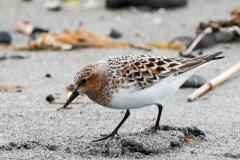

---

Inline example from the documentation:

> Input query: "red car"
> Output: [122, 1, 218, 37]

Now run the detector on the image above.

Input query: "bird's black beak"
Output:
[63, 88, 80, 109]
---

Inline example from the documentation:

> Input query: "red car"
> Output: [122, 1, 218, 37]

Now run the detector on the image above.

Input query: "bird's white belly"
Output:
[109, 76, 178, 109]
[109, 64, 207, 109]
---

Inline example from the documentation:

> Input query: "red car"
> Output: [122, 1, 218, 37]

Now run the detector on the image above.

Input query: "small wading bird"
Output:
[62, 52, 223, 142]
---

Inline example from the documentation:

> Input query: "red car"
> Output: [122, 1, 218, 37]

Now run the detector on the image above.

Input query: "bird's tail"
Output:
[195, 52, 224, 61]
[179, 52, 224, 74]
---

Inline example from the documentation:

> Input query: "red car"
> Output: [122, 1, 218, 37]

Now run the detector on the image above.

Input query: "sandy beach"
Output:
[0, 0, 240, 159]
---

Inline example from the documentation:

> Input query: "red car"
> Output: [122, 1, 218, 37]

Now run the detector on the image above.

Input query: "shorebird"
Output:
[62, 52, 223, 142]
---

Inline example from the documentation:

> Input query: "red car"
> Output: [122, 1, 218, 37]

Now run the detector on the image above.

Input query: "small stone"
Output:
[46, 144, 58, 151]
[170, 141, 181, 147]
[9, 142, 17, 147]
[22, 143, 31, 149]
[0, 31, 12, 44]
[109, 29, 122, 39]
[45, 73, 51, 78]
[181, 74, 206, 88]
[45, 0, 62, 11]
[66, 84, 74, 92]
[46, 94, 55, 102]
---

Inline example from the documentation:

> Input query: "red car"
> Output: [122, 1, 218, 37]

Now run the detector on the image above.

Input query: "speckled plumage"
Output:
[73, 53, 223, 109]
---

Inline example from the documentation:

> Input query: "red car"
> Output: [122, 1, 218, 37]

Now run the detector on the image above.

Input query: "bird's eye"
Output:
[81, 79, 87, 84]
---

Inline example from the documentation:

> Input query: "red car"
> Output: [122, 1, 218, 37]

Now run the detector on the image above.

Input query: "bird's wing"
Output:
[111, 53, 223, 90]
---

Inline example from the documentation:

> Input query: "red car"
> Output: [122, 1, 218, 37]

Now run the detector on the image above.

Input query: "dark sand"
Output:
[0, 0, 240, 159]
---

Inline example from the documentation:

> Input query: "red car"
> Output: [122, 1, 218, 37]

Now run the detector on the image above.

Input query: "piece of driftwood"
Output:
[188, 62, 240, 101]
[232, 121, 240, 124]
[180, 27, 213, 57]
[180, 6, 240, 57]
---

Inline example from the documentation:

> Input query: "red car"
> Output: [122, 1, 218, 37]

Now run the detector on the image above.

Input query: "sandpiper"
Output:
[62, 52, 223, 142]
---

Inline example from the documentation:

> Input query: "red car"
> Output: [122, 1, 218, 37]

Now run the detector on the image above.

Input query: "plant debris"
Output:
[11, 13, 185, 51]
[232, 121, 240, 124]
[0, 53, 29, 61]
[183, 137, 200, 145]
[130, 43, 152, 51]
[0, 84, 27, 92]
[147, 117, 155, 121]
[179, 6, 240, 57]
[11, 55, 29, 59]
[161, 125, 205, 145]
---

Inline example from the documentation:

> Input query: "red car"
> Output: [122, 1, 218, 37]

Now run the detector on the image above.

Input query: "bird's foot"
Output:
[144, 125, 160, 135]
[92, 109, 130, 142]
[153, 125, 160, 133]
[92, 131, 119, 142]
[100, 133, 119, 137]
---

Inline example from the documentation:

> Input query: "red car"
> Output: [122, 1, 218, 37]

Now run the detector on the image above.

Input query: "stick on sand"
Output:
[188, 62, 240, 102]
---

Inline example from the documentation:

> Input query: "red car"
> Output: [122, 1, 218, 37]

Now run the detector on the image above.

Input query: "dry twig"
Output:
[0, 84, 26, 91]
[180, 6, 240, 57]
[232, 121, 240, 124]
[184, 137, 200, 145]
[188, 62, 240, 101]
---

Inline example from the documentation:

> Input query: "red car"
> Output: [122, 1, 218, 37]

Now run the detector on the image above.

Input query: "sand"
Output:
[0, 0, 240, 159]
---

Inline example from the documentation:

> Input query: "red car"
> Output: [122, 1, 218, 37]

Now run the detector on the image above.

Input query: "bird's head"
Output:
[62, 62, 104, 109]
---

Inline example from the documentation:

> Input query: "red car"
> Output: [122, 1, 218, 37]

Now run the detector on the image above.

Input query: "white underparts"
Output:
[109, 62, 212, 109]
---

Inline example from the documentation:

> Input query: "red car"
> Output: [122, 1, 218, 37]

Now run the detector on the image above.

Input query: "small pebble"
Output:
[46, 94, 55, 102]
[66, 84, 74, 92]
[181, 74, 206, 88]
[134, 30, 141, 37]
[45, 73, 51, 78]
[109, 29, 122, 39]
[0, 31, 12, 44]
[45, 0, 62, 11]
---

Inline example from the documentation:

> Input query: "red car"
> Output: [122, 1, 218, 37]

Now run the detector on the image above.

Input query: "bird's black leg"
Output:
[92, 109, 130, 142]
[154, 103, 163, 132]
